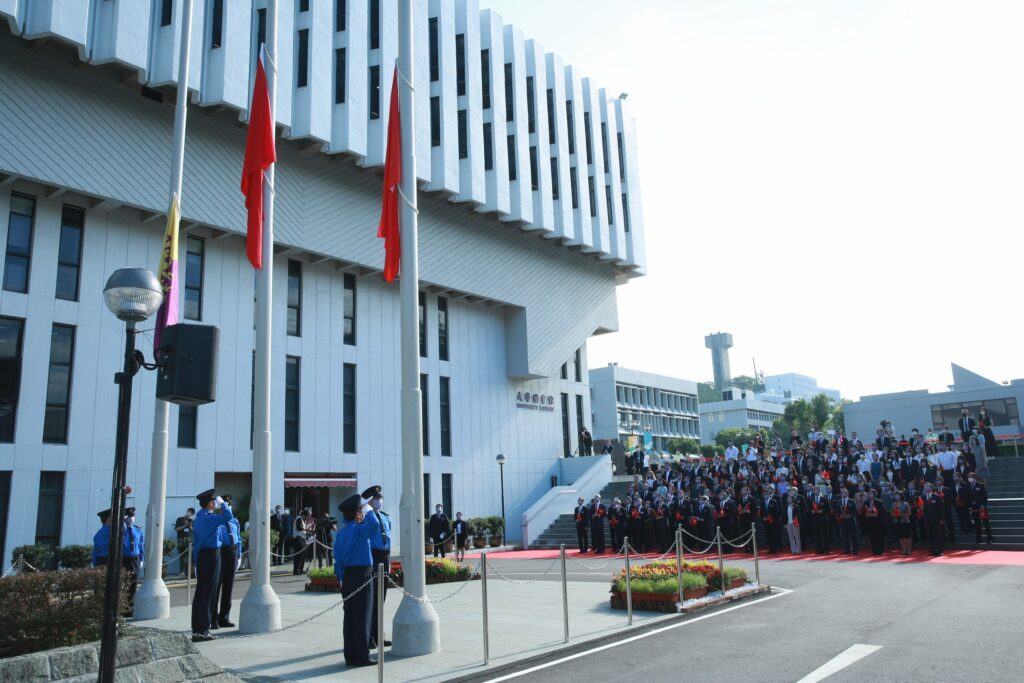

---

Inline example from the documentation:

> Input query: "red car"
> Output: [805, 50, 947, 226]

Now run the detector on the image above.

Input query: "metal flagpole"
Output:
[391, 0, 440, 657]
[239, 0, 281, 633]
[135, 0, 194, 621]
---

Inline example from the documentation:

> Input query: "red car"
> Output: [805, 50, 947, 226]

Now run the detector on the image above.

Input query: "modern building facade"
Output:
[758, 373, 841, 405]
[699, 389, 784, 444]
[589, 365, 700, 453]
[844, 364, 1022, 444]
[0, 0, 646, 564]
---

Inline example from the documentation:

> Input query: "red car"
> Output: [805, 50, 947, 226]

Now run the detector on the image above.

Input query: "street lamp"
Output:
[495, 454, 507, 540]
[98, 268, 162, 683]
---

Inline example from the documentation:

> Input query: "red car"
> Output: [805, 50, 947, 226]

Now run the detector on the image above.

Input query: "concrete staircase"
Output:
[971, 457, 1024, 549]
[530, 476, 635, 549]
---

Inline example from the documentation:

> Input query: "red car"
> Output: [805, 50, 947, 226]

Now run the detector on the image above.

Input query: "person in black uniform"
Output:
[951, 474, 972, 535]
[573, 497, 589, 552]
[429, 504, 450, 558]
[969, 476, 994, 544]
[334, 493, 381, 668]
[809, 488, 831, 554]
[921, 484, 945, 556]
[190, 489, 233, 642]
[608, 499, 626, 555]
[589, 495, 606, 553]
[833, 488, 858, 555]
[760, 490, 783, 554]
[453, 511, 469, 563]
[362, 485, 392, 651]
[934, 480, 956, 545]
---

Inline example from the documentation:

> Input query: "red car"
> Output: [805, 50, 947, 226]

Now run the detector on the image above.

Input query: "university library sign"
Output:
[516, 391, 556, 412]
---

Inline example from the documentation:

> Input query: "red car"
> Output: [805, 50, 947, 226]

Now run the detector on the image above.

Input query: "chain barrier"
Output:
[161, 546, 190, 566]
[623, 538, 679, 563]
[720, 529, 755, 549]
[487, 557, 560, 585]
[565, 542, 628, 570]
[384, 562, 482, 605]
[680, 536, 717, 555]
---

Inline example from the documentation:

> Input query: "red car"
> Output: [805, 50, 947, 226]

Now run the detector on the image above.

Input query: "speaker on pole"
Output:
[156, 323, 218, 405]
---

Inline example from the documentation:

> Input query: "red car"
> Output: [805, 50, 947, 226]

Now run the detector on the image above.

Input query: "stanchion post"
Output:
[377, 563, 385, 683]
[675, 528, 683, 605]
[560, 544, 569, 643]
[624, 537, 632, 626]
[716, 529, 725, 593]
[186, 541, 192, 606]
[17, 553, 24, 575]
[481, 552, 489, 665]
[751, 523, 760, 586]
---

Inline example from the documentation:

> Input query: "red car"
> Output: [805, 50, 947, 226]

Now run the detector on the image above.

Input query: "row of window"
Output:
[617, 411, 700, 437]
[0, 470, 62, 567]
[615, 383, 698, 413]
[0, 318, 74, 444]
[559, 348, 584, 383]
[3, 196, 83, 300]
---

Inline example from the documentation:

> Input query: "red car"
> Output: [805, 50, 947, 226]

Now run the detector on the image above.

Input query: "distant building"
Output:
[589, 365, 700, 452]
[699, 388, 785, 444]
[843, 364, 1023, 443]
[758, 373, 841, 405]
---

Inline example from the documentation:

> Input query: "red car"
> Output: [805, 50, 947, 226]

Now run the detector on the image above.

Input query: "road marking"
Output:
[796, 644, 883, 683]
[484, 587, 793, 682]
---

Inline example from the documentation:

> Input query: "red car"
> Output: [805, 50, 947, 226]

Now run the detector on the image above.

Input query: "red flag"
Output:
[378, 66, 401, 282]
[241, 50, 276, 269]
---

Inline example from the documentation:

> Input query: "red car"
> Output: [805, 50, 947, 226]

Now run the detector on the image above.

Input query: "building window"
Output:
[430, 96, 441, 147]
[418, 292, 427, 357]
[369, 0, 380, 50]
[546, 89, 556, 144]
[428, 18, 439, 81]
[457, 110, 468, 159]
[583, 111, 593, 165]
[42, 324, 74, 445]
[506, 135, 516, 180]
[3, 194, 34, 294]
[576, 394, 585, 436]
[287, 259, 301, 336]
[437, 296, 449, 361]
[526, 76, 536, 134]
[300, 0, 309, 11]
[560, 363, 568, 380]
[296, 29, 309, 88]
[343, 363, 356, 453]
[423, 473, 431, 518]
[504, 62, 514, 121]
[178, 404, 197, 449]
[483, 122, 493, 170]
[336, 0, 346, 32]
[574, 348, 582, 382]
[55, 205, 84, 302]
[369, 65, 381, 119]
[334, 47, 347, 103]
[442, 473, 453, 518]
[617, 132, 626, 180]
[210, 0, 224, 49]
[284, 356, 300, 451]
[566, 101, 575, 154]
[601, 122, 610, 173]
[0, 471, 10, 569]
[455, 34, 466, 96]
[569, 167, 579, 209]
[161, 0, 173, 27]
[606, 185, 614, 224]
[480, 49, 491, 109]
[622, 193, 630, 232]
[421, 374, 430, 456]
[184, 236, 204, 320]
[588, 176, 596, 217]
[35, 472, 64, 568]
[550, 158, 559, 200]
[440, 376, 451, 456]
[343, 273, 356, 345]
[560, 393, 571, 457]
[529, 146, 538, 191]
[0, 317, 24, 443]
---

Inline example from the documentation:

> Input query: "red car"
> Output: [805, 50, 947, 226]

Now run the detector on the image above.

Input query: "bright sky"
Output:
[482, 0, 1024, 399]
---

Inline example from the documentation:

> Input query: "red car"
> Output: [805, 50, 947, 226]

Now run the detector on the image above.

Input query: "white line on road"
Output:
[484, 587, 794, 682]
[795, 644, 883, 683]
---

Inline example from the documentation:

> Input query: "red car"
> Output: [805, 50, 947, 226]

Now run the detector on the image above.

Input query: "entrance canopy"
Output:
[284, 477, 357, 488]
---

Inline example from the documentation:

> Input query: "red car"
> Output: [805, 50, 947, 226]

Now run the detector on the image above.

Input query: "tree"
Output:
[714, 427, 761, 449]
[667, 437, 700, 454]
[697, 375, 765, 405]
[697, 382, 721, 404]
[772, 393, 844, 438]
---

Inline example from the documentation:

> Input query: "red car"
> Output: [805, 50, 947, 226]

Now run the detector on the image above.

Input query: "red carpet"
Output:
[462, 547, 1024, 567]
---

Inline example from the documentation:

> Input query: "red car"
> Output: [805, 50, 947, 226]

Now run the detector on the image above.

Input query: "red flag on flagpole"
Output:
[378, 66, 402, 282]
[241, 49, 276, 269]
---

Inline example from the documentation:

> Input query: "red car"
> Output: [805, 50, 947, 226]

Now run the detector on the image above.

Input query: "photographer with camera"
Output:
[315, 510, 338, 568]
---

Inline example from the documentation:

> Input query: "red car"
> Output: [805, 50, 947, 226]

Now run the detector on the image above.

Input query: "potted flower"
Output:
[724, 566, 748, 590]
[487, 516, 504, 547]
[469, 518, 488, 549]
[306, 566, 340, 592]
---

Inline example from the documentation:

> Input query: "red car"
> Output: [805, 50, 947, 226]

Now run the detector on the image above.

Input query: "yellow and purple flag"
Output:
[153, 193, 180, 355]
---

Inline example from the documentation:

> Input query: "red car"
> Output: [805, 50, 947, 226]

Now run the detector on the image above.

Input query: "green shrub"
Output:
[466, 517, 488, 536]
[724, 567, 748, 584]
[239, 529, 280, 551]
[307, 566, 337, 580]
[11, 544, 55, 571]
[0, 567, 128, 657]
[612, 572, 707, 593]
[57, 545, 93, 569]
[163, 538, 177, 556]
[485, 516, 506, 536]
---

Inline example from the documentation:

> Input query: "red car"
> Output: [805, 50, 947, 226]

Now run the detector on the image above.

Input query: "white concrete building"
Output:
[0, 0, 646, 563]
[758, 372, 841, 405]
[589, 365, 699, 453]
[699, 390, 784, 444]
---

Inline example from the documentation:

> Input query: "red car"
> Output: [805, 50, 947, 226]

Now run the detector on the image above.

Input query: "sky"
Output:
[481, 0, 1024, 400]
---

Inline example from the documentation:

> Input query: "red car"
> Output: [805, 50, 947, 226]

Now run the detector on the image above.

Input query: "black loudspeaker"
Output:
[156, 323, 219, 406]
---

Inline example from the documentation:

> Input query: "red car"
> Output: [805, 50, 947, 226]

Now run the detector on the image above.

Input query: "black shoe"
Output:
[347, 658, 377, 668]
[382, 639, 392, 647]
[368, 640, 377, 650]
[209, 622, 220, 630]
[192, 633, 215, 643]
[218, 619, 235, 628]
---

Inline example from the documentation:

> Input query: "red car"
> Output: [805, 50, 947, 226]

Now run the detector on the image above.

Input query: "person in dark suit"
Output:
[573, 497, 589, 552]
[958, 410, 976, 443]
[969, 476, 993, 544]
[759, 491, 782, 553]
[270, 505, 289, 565]
[951, 474, 973, 534]
[937, 425, 956, 447]
[608, 499, 626, 554]
[935, 480, 956, 544]
[737, 487, 756, 552]
[428, 504, 450, 558]
[588, 496, 607, 553]
[832, 489, 858, 555]
[921, 484, 945, 556]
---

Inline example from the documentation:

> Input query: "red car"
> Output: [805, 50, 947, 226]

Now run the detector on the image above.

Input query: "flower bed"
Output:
[305, 559, 478, 593]
[609, 560, 749, 612]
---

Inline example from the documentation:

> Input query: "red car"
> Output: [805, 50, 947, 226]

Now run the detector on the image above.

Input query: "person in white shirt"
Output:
[725, 441, 739, 461]
[857, 454, 871, 475]
[745, 447, 758, 464]
[937, 443, 957, 473]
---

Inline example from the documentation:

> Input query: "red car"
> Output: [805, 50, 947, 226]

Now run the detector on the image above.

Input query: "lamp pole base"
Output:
[238, 584, 282, 634]
[133, 577, 170, 620]
[391, 595, 441, 656]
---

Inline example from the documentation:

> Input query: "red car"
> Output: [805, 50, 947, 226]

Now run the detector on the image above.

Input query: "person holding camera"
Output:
[316, 511, 338, 568]
[293, 507, 316, 575]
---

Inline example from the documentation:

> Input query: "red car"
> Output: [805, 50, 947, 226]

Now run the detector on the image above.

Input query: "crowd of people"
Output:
[573, 414, 998, 560]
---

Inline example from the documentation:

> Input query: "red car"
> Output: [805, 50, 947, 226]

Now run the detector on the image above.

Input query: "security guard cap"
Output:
[338, 493, 364, 521]
[196, 488, 216, 507]
[361, 485, 383, 500]
[97, 509, 112, 521]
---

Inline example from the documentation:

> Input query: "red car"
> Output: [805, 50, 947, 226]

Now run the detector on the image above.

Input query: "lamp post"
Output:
[98, 268, 163, 683]
[495, 454, 507, 540]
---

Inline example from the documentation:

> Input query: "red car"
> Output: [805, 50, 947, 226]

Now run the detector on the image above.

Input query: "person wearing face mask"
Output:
[952, 474, 972, 535]
[453, 511, 469, 563]
[921, 484, 944, 556]
[890, 493, 912, 555]
[92, 509, 112, 567]
[833, 488, 858, 555]
[862, 490, 885, 555]
[429, 504, 450, 558]
[210, 495, 241, 630]
[175, 506, 195, 576]
[968, 476, 993, 544]
[121, 507, 145, 614]
[362, 485, 392, 651]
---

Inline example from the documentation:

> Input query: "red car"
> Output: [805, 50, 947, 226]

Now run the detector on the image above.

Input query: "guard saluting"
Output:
[92, 509, 112, 567]
[121, 507, 145, 613]
[334, 493, 382, 668]
[191, 488, 234, 643]
[362, 485, 392, 651]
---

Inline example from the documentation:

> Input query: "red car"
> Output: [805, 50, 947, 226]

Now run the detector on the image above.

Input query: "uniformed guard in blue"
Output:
[92, 509, 112, 567]
[211, 494, 242, 630]
[190, 488, 233, 642]
[333, 493, 381, 668]
[121, 507, 145, 612]
[362, 485, 392, 650]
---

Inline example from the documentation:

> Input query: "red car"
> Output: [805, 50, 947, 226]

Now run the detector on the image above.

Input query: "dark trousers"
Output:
[369, 550, 389, 646]
[212, 546, 236, 623]
[432, 535, 446, 558]
[590, 521, 605, 553]
[764, 522, 782, 553]
[927, 519, 944, 554]
[956, 506, 972, 533]
[973, 511, 993, 543]
[810, 516, 830, 553]
[839, 519, 859, 554]
[943, 507, 956, 543]
[274, 534, 288, 565]
[122, 556, 140, 614]
[191, 549, 221, 635]
[575, 522, 588, 552]
[342, 565, 374, 666]
[178, 537, 193, 575]
[293, 540, 311, 574]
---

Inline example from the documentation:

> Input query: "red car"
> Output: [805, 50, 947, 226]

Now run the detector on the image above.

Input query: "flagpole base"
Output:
[133, 577, 170, 620]
[391, 595, 441, 656]
[239, 584, 281, 634]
